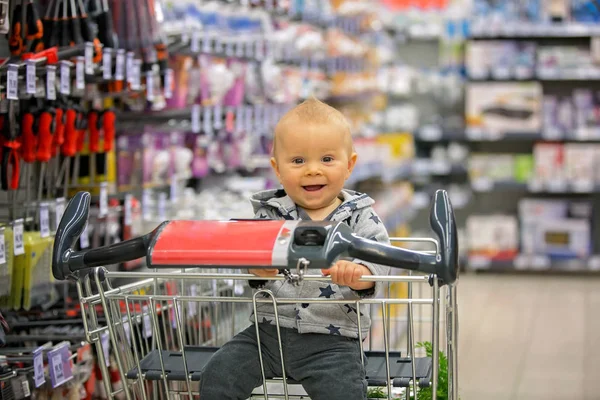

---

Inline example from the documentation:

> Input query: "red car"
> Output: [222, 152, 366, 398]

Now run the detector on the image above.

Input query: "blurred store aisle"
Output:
[458, 273, 600, 400]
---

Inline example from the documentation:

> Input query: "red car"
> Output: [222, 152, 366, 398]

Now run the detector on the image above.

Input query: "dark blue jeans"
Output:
[199, 323, 368, 400]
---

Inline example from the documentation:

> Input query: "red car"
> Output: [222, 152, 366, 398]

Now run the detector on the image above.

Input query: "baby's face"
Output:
[271, 123, 357, 212]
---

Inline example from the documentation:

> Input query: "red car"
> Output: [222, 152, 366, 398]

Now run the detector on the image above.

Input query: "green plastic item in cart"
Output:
[514, 155, 534, 183]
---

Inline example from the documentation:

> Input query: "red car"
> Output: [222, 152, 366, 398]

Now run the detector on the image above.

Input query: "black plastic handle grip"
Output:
[52, 191, 156, 280]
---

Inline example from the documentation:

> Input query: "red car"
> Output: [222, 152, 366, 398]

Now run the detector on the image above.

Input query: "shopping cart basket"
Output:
[51, 190, 459, 400]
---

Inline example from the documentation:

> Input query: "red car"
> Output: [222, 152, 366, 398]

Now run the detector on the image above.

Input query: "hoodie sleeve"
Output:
[350, 207, 391, 298]
[248, 206, 282, 289]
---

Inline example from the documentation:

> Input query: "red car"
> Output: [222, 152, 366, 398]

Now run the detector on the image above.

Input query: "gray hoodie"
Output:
[249, 188, 391, 338]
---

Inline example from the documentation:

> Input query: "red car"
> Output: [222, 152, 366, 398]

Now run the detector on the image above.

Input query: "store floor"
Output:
[458, 273, 600, 400]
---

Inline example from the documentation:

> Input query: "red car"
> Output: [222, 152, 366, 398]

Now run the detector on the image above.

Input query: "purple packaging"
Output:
[117, 133, 154, 190]
[186, 133, 210, 178]
[557, 97, 574, 133]
[573, 89, 594, 135]
[543, 95, 558, 132]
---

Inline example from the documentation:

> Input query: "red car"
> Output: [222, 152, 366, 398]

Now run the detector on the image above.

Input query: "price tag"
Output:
[55, 198, 65, 230]
[103, 48, 113, 80]
[122, 317, 132, 344]
[203, 106, 213, 135]
[99, 183, 108, 217]
[235, 106, 244, 133]
[191, 104, 201, 133]
[131, 60, 142, 90]
[126, 52, 135, 83]
[85, 42, 94, 75]
[0, 228, 5, 265]
[547, 180, 567, 193]
[80, 224, 90, 249]
[527, 179, 544, 192]
[254, 105, 263, 131]
[472, 178, 494, 192]
[202, 32, 212, 54]
[124, 194, 133, 226]
[214, 104, 223, 130]
[101, 331, 110, 367]
[468, 256, 491, 269]
[13, 219, 24, 256]
[532, 255, 550, 269]
[255, 38, 264, 60]
[114, 50, 125, 81]
[46, 65, 57, 100]
[542, 129, 563, 140]
[170, 175, 178, 203]
[26, 61, 37, 94]
[60, 61, 71, 95]
[572, 181, 594, 193]
[420, 125, 442, 141]
[164, 69, 173, 99]
[158, 192, 167, 220]
[33, 347, 45, 388]
[75, 56, 85, 90]
[245, 106, 253, 133]
[142, 189, 151, 221]
[146, 72, 155, 101]
[466, 127, 483, 141]
[40, 203, 50, 238]
[5, 64, 18, 101]
[191, 31, 200, 53]
[48, 344, 73, 388]
[143, 306, 153, 338]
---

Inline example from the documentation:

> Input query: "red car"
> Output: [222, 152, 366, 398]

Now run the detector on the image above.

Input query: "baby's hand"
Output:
[321, 261, 374, 291]
[249, 269, 278, 278]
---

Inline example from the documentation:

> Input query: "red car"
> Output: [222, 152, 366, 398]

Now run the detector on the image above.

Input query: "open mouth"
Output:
[302, 185, 325, 192]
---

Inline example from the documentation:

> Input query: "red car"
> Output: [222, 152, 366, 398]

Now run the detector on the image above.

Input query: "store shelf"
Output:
[417, 127, 600, 143]
[469, 22, 600, 39]
[412, 159, 467, 177]
[471, 179, 600, 194]
[346, 161, 412, 186]
[468, 69, 600, 82]
[468, 254, 600, 272]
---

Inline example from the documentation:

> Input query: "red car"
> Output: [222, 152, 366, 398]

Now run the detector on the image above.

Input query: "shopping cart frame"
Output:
[52, 190, 459, 400]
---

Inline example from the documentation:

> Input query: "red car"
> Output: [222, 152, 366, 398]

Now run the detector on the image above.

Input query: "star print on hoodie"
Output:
[248, 189, 391, 339]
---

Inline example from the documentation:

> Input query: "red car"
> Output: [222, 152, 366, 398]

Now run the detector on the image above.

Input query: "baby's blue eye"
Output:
[322, 156, 334, 163]
[292, 158, 304, 164]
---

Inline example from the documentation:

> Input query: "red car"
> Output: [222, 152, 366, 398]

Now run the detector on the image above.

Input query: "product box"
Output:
[533, 143, 565, 184]
[466, 215, 519, 260]
[117, 133, 155, 192]
[514, 154, 534, 182]
[564, 144, 596, 189]
[466, 83, 542, 135]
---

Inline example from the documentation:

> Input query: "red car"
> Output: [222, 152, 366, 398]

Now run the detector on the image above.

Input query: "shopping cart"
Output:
[51, 190, 459, 400]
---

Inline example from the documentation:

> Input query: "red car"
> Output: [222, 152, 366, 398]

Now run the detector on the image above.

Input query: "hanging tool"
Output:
[96, 0, 116, 48]
[25, 0, 43, 41]
[1, 102, 22, 221]
[77, 0, 102, 63]
[20, 103, 38, 225]
[8, 1, 24, 56]
[87, 109, 99, 184]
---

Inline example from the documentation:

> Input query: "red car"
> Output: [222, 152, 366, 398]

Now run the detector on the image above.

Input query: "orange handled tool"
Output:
[21, 113, 38, 164]
[61, 108, 78, 157]
[102, 110, 116, 152]
[37, 111, 54, 163]
[52, 107, 65, 157]
[88, 111, 100, 153]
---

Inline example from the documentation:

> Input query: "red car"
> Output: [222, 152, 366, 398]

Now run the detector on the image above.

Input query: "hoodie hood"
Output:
[250, 188, 375, 222]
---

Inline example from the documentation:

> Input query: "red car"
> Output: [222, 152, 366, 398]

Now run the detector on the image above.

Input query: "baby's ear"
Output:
[270, 157, 280, 177]
[347, 152, 358, 175]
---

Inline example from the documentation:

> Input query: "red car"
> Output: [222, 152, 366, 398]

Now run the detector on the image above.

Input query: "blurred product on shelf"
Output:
[466, 82, 543, 136]
[466, 214, 519, 261]
[468, 142, 600, 191]
[519, 198, 592, 259]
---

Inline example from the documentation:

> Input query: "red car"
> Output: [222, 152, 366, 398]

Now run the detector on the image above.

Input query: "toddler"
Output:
[199, 98, 390, 400]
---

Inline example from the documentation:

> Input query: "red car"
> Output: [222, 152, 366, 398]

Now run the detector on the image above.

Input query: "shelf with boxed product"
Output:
[470, 179, 600, 194]
[418, 127, 600, 143]
[412, 158, 468, 177]
[466, 197, 599, 272]
[468, 22, 600, 39]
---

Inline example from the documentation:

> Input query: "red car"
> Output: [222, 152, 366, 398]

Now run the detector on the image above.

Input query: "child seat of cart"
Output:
[51, 189, 458, 391]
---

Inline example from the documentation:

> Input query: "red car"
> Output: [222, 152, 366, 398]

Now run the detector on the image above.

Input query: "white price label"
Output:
[202, 33, 212, 53]
[103, 48, 113, 80]
[0, 229, 5, 265]
[466, 127, 483, 141]
[469, 256, 491, 269]
[13, 220, 24, 256]
[101, 331, 110, 367]
[40, 203, 50, 238]
[158, 193, 167, 220]
[75, 57, 85, 90]
[170, 175, 178, 203]
[55, 198, 65, 230]
[143, 307, 153, 338]
[80, 224, 90, 249]
[191, 104, 201, 133]
[203, 106, 213, 135]
[572, 181, 594, 193]
[46, 66, 56, 100]
[235, 106, 244, 133]
[420, 125, 442, 141]
[115, 50, 125, 81]
[542, 129, 563, 140]
[99, 183, 108, 217]
[60, 62, 71, 95]
[547, 180, 567, 193]
[527, 179, 544, 192]
[142, 189, 151, 221]
[214, 105, 223, 129]
[164, 69, 173, 99]
[191, 31, 200, 53]
[51, 354, 64, 383]
[48, 346, 72, 388]
[245, 106, 253, 133]
[126, 52, 134, 83]
[6, 66, 18, 100]
[85, 42, 94, 74]
[26, 61, 37, 94]
[124, 194, 133, 226]
[146, 72, 155, 101]
[33, 347, 45, 388]
[131, 60, 142, 90]
[472, 178, 494, 192]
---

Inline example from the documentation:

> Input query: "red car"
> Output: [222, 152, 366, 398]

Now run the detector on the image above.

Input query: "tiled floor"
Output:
[458, 272, 600, 400]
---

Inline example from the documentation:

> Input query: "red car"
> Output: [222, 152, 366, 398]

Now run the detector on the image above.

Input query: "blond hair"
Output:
[272, 98, 354, 157]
